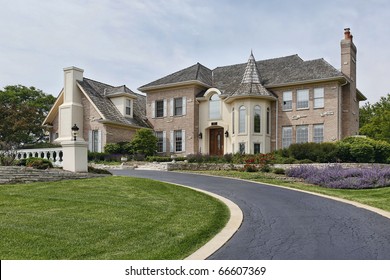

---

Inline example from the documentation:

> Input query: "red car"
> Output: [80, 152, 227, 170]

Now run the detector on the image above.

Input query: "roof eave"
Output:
[138, 80, 211, 92]
[265, 76, 347, 89]
[98, 119, 149, 129]
[357, 89, 367, 101]
[224, 94, 278, 103]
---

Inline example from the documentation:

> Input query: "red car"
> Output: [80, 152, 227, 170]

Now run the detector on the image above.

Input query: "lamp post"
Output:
[71, 124, 79, 141]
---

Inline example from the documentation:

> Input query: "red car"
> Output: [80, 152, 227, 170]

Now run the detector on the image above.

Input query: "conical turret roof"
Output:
[231, 51, 275, 98]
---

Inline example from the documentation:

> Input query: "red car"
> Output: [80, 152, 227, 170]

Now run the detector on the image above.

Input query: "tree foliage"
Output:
[359, 94, 390, 143]
[128, 128, 157, 157]
[0, 85, 56, 147]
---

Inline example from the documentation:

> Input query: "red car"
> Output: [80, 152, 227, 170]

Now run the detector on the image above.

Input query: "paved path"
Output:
[111, 169, 390, 260]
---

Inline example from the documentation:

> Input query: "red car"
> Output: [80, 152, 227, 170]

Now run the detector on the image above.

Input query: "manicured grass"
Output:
[186, 170, 390, 212]
[0, 177, 229, 260]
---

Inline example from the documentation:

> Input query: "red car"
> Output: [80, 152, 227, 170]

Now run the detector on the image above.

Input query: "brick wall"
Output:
[145, 85, 205, 155]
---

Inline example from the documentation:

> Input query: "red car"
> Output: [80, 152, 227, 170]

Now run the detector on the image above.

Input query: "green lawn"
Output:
[0, 177, 229, 260]
[185, 170, 390, 212]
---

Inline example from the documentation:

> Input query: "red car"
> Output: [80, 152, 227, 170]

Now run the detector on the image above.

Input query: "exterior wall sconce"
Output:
[198, 132, 203, 139]
[225, 130, 229, 138]
[71, 124, 79, 141]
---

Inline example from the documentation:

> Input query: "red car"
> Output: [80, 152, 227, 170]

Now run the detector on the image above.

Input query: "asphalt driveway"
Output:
[111, 169, 390, 260]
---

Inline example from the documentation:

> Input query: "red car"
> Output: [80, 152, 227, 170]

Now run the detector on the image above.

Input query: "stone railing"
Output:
[15, 147, 63, 167]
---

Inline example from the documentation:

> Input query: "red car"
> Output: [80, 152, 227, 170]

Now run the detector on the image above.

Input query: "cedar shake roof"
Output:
[139, 53, 345, 98]
[230, 52, 275, 99]
[78, 78, 149, 128]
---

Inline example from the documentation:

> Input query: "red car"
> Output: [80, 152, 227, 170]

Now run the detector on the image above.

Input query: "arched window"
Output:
[209, 93, 221, 119]
[254, 105, 261, 133]
[239, 106, 246, 134]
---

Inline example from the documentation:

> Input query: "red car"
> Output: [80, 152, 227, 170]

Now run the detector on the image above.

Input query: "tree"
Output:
[128, 128, 158, 157]
[359, 94, 390, 143]
[0, 85, 56, 148]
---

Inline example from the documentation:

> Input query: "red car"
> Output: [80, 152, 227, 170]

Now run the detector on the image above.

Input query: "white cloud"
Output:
[0, 0, 389, 103]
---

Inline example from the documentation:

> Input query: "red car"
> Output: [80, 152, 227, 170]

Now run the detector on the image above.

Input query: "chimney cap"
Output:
[344, 27, 353, 40]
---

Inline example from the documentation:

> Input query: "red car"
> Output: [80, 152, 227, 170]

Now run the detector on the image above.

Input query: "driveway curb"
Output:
[157, 180, 243, 260]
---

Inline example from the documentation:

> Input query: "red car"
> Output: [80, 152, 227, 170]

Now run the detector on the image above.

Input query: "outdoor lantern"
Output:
[225, 130, 229, 138]
[71, 124, 79, 141]
[198, 132, 203, 139]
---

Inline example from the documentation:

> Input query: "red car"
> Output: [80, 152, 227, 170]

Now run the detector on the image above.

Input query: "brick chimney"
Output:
[341, 28, 357, 81]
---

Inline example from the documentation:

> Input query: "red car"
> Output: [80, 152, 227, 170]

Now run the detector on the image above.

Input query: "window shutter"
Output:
[182, 96, 186, 115]
[182, 130, 186, 152]
[162, 131, 167, 153]
[170, 131, 174, 152]
[164, 99, 168, 117]
[151, 102, 155, 118]
[88, 130, 93, 151]
[169, 98, 174, 116]
[97, 130, 102, 153]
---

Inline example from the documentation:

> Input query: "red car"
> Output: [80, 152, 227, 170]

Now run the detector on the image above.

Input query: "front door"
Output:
[209, 128, 224, 156]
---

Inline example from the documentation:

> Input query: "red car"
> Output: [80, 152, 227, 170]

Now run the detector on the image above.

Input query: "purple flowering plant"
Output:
[286, 164, 390, 189]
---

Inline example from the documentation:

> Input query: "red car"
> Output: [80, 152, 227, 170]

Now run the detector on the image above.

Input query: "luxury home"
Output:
[43, 28, 365, 156]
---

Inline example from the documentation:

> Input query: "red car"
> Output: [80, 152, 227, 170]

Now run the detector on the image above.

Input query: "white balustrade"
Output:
[15, 148, 63, 167]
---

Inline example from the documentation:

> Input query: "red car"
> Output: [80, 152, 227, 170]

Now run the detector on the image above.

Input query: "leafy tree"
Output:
[359, 94, 390, 143]
[128, 128, 157, 157]
[0, 85, 56, 147]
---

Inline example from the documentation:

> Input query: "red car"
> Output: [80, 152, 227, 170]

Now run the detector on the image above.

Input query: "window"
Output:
[175, 130, 183, 152]
[282, 126, 292, 148]
[125, 99, 132, 116]
[254, 105, 261, 133]
[209, 94, 221, 119]
[313, 124, 324, 143]
[266, 107, 270, 134]
[254, 143, 261, 154]
[174, 97, 183, 116]
[297, 89, 309, 109]
[156, 131, 165, 153]
[89, 130, 101, 152]
[239, 142, 246, 154]
[283, 91, 292, 111]
[314, 88, 324, 108]
[232, 107, 235, 134]
[296, 125, 309, 143]
[239, 106, 246, 134]
[155, 100, 164, 117]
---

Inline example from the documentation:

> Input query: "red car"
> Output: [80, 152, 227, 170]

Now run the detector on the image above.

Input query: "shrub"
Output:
[88, 166, 112, 175]
[104, 143, 121, 154]
[26, 158, 53, 169]
[129, 128, 158, 157]
[88, 152, 109, 162]
[350, 143, 374, 163]
[272, 168, 285, 175]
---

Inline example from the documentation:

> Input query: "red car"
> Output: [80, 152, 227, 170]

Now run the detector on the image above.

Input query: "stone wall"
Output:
[0, 166, 107, 185]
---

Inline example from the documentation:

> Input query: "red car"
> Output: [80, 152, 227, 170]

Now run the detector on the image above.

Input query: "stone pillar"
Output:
[61, 140, 88, 173]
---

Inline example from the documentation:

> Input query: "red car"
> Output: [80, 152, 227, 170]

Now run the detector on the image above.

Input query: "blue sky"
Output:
[1, 0, 389, 103]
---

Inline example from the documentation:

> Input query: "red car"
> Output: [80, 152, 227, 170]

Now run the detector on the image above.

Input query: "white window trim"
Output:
[296, 89, 309, 110]
[314, 88, 325, 109]
[282, 91, 293, 111]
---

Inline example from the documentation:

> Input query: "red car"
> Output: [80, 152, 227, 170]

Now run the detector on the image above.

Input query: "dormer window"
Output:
[125, 99, 132, 117]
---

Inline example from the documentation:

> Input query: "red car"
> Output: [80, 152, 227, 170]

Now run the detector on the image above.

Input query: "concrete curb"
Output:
[157, 180, 243, 260]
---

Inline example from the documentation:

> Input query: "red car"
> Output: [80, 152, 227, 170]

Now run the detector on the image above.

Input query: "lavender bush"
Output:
[286, 165, 390, 189]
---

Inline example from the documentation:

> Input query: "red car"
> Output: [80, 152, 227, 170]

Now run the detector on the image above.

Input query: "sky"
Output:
[1, 0, 389, 104]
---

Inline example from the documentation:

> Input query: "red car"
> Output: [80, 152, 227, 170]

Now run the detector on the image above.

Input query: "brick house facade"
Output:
[43, 68, 149, 152]
[139, 28, 366, 156]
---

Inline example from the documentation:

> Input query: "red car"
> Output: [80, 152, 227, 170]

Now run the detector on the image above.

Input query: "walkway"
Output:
[111, 169, 390, 260]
